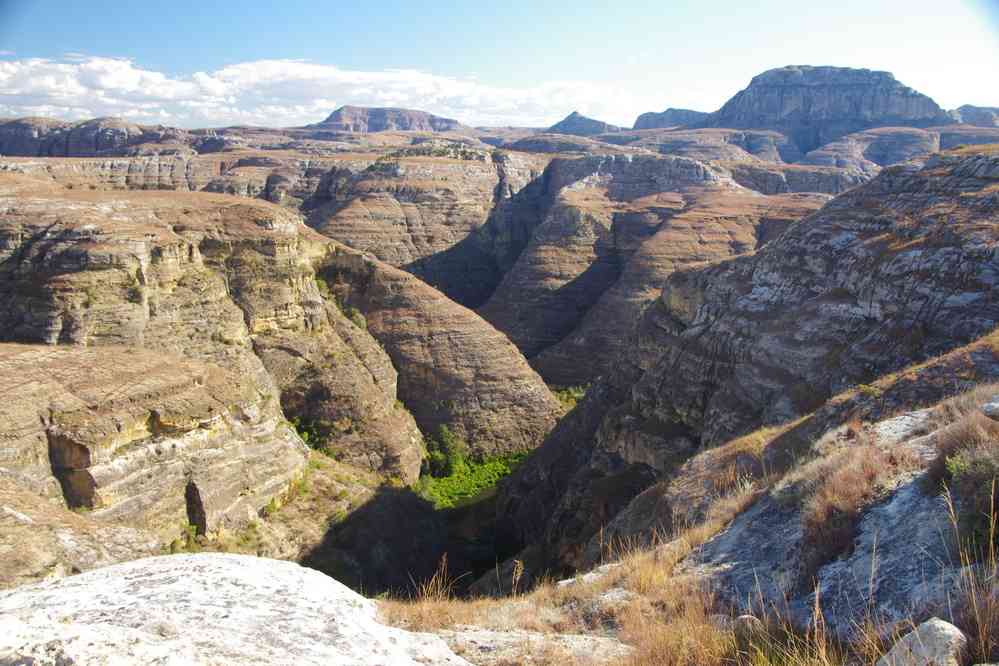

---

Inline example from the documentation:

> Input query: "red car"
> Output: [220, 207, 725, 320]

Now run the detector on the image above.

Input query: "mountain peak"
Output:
[547, 111, 620, 137]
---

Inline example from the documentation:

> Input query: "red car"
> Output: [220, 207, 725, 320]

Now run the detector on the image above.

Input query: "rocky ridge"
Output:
[632, 108, 709, 130]
[494, 147, 999, 581]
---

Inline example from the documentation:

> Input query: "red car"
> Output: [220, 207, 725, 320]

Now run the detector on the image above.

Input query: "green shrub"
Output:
[416, 451, 527, 509]
[551, 385, 588, 412]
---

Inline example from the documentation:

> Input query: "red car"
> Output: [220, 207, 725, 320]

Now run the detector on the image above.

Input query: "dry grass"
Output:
[799, 444, 918, 585]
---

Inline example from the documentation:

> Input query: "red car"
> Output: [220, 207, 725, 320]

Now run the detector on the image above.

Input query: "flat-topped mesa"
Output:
[702, 65, 953, 153]
[547, 111, 621, 137]
[307, 105, 466, 133]
[0, 117, 197, 157]
[632, 108, 709, 130]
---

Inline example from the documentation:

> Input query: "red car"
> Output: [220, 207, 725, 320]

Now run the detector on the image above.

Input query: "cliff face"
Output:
[0, 117, 198, 157]
[495, 148, 999, 572]
[632, 108, 709, 130]
[0, 344, 307, 541]
[309, 106, 466, 133]
[477, 154, 829, 385]
[703, 66, 953, 152]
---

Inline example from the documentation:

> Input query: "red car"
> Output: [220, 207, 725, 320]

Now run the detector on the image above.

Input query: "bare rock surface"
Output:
[950, 105, 999, 128]
[702, 65, 952, 152]
[495, 147, 999, 578]
[0, 477, 159, 589]
[0, 343, 306, 541]
[0, 553, 470, 665]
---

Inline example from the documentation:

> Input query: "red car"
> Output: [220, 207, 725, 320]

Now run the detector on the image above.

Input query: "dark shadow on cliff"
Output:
[300, 484, 520, 597]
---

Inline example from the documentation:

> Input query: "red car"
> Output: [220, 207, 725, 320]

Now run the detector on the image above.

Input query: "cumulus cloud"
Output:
[0, 56, 667, 128]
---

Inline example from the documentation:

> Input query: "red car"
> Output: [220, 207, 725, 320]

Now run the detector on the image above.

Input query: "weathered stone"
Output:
[0, 344, 307, 542]
[702, 65, 952, 152]
[876, 618, 967, 666]
[0, 553, 471, 665]
[0, 478, 159, 589]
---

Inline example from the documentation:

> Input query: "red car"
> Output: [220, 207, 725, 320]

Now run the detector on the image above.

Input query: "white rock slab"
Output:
[0, 553, 470, 666]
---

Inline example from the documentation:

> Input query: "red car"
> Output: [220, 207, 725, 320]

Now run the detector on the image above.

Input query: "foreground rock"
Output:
[876, 618, 967, 666]
[0, 553, 470, 665]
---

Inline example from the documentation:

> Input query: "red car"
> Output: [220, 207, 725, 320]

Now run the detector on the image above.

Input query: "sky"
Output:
[0, 0, 996, 129]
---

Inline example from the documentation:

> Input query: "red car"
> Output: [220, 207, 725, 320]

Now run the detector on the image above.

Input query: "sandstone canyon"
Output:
[1, 61, 999, 666]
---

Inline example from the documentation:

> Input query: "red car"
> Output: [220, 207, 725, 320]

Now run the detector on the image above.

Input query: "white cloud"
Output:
[0, 56, 667, 128]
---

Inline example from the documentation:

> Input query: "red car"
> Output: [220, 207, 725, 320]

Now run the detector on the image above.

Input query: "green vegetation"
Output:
[345, 306, 367, 330]
[551, 385, 588, 412]
[289, 416, 340, 459]
[415, 425, 528, 509]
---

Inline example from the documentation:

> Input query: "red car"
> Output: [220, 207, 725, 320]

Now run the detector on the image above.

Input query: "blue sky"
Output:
[0, 0, 996, 128]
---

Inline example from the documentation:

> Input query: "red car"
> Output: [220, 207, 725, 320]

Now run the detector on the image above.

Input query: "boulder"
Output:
[876, 618, 967, 666]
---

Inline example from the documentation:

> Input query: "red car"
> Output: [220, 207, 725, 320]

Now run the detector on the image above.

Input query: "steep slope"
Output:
[547, 111, 621, 137]
[308, 105, 466, 133]
[632, 108, 709, 130]
[477, 154, 829, 385]
[0, 344, 307, 541]
[0, 173, 558, 477]
[494, 147, 999, 574]
[702, 65, 952, 152]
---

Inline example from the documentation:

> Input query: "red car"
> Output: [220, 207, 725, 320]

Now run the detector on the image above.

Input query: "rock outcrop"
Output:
[494, 147, 999, 575]
[307, 105, 466, 133]
[0, 175, 424, 483]
[0, 344, 307, 541]
[950, 104, 999, 127]
[0, 117, 197, 157]
[876, 618, 968, 666]
[478, 154, 828, 385]
[547, 111, 621, 137]
[0, 477, 159, 589]
[633, 108, 709, 130]
[703, 66, 953, 152]
[324, 249, 562, 458]
[0, 553, 470, 665]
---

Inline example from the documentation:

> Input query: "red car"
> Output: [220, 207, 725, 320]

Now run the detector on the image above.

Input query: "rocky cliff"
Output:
[0, 117, 200, 157]
[0, 172, 558, 480]
[495, 147, 999, 574]
[477, 154, 828, 385]
[632, 108, 709, 130]
[308, 105, 466, 133]
[702, 65, 953, 152]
